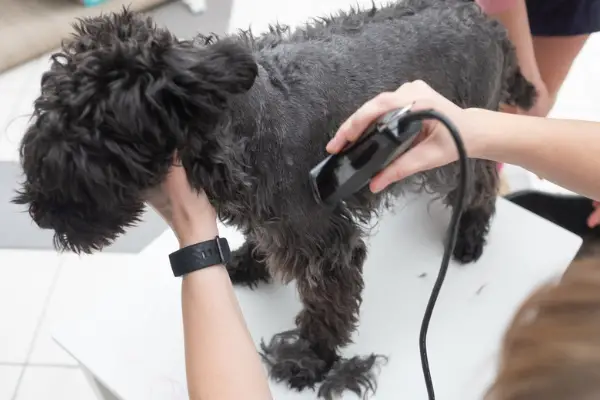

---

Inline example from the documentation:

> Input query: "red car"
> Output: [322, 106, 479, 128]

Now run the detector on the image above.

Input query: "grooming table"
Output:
[53, 194, 582, 400]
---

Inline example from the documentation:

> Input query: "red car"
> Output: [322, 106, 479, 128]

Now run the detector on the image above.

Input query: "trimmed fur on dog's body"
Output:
[14, 1, 535, 398]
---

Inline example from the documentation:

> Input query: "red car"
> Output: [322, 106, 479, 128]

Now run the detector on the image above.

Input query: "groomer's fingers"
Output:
[326, 92, 400, 153]
[369, 140, 448, 193]
[327, 80, 435, 154]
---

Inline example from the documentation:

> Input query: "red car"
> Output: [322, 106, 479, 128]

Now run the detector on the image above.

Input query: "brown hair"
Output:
[486, 259, 600, 400]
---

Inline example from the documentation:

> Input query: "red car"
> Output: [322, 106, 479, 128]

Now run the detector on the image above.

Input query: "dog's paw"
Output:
[317, 354, 387, 400]
[227, 244, 271, 289]
[450, 208, 490, 264]
[452, 236, 485, 264]
[260, 330, 331, 392]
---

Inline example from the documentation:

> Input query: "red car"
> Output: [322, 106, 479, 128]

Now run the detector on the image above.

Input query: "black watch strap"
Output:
[169, 236, 231, 277]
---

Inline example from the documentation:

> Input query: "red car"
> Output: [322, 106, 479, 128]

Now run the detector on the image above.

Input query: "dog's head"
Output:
[13, 8, 258, 253]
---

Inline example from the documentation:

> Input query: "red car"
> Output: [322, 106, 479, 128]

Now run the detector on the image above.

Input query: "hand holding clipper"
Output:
[310, 104, 423, 205]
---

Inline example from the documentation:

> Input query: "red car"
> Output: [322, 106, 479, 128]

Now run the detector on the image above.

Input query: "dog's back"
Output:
[225, 0, 533, 229]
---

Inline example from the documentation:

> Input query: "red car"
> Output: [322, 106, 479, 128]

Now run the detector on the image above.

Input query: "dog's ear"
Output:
[164, 37, 258, 132]
[192, 38, 259, 95]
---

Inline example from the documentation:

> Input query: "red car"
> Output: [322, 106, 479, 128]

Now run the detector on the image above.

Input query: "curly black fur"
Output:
[13, 1, 536, 398]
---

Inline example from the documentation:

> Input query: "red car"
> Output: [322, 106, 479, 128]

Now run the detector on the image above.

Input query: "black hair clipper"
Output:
[310, 104, 423, 206]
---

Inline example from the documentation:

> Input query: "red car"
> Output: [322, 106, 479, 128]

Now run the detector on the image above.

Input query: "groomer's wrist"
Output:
[465, 107, 543, 167]
[463, 107, 518, 162]
[176, 222, 219, 248]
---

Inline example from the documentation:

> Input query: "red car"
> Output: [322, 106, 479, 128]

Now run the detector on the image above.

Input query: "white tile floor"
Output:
[0, 5, 599, 400]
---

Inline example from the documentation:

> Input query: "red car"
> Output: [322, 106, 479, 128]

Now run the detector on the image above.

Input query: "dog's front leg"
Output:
[227, 240, 271, 289]
[260, 236, 384, 399]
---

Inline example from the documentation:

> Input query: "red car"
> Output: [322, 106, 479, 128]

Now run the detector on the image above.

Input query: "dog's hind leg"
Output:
[227, 240, 271, 288]
[447, 159, 499, 264]
[260, 222, 385, 399]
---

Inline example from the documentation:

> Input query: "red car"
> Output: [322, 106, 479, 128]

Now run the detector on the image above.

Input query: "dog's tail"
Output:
[317, 354, 387, 399]
[498, 27, 538, 111]
[503, 68, 538, 111]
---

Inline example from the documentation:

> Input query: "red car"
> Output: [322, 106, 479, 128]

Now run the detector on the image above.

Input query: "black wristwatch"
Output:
[169, 236, 231, 277]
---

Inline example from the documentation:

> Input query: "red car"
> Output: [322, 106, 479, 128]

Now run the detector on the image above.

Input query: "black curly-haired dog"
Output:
[14, 1, 535, 398]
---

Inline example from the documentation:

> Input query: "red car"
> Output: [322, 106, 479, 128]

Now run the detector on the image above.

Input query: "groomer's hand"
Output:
[326, 80, 485, 193]
[147, 156, 218, 247]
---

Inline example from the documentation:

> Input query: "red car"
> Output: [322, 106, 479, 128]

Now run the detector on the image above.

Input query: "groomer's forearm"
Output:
[472, 109, 600, 200]
[182, 264, 272, 400]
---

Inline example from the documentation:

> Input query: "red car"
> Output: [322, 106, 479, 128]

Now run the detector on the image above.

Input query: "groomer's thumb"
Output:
[369, 143, 444, 193]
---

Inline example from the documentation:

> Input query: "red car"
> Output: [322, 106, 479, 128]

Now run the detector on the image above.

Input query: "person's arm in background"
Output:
[326, 80, 600, 201]
[148, 164, 272, 400]
[476, 0, 551, 116]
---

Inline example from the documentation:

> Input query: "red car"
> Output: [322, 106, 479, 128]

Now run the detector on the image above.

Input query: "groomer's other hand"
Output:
[327, 80, 482, 193]
[147, 156, 218, 247]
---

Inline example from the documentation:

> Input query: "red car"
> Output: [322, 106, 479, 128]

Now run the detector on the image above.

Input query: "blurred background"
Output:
[0, 0, 598, 399]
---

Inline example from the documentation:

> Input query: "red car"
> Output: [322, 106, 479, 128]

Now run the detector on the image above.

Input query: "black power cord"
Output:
[402, 109, 470, 400]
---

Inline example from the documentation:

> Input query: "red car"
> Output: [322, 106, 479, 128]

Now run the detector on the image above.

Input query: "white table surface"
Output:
[53, 195, 582, 400]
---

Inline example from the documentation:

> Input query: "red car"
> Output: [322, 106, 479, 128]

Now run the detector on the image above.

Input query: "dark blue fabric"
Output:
[527, 0, 600, 36]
